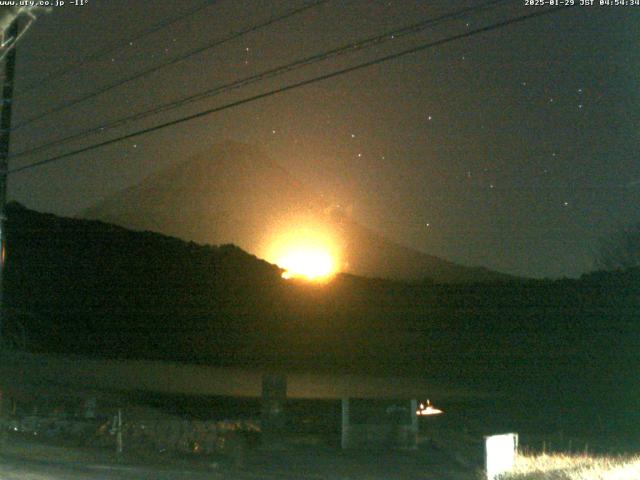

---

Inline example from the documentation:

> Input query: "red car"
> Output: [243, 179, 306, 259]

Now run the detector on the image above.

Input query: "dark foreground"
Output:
[0, 439, 478, 480]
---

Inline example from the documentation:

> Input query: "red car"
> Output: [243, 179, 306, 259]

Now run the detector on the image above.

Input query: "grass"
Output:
[498, 452, 640, 480]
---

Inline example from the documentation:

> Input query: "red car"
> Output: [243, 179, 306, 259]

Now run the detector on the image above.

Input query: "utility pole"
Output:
[0, 18, 18, 348]
[0, 20, 16, 444]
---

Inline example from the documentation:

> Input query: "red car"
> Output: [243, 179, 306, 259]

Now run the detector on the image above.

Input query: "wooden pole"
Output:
[116, 408, 123, 457]
[341, 397, 349, 450]
[0, 18, 18, 348]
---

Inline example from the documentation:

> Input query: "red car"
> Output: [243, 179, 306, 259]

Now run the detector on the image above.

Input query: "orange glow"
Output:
[278, 247, 334, 280]
[261, 220, 341, 282]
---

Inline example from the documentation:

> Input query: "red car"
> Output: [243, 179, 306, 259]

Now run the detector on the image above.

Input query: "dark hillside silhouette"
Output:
[81, 141, 515, 284]
[4, 203, 640, 437]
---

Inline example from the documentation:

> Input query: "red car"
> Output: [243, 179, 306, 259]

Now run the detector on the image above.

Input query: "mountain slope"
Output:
[81, 141, 514, 283]
[4, 202, 640, 436]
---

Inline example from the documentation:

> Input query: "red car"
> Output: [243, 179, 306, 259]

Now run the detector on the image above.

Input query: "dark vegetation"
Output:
[4, 202, 640, 442]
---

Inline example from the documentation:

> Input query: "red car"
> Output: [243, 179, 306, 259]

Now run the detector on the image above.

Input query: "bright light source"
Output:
[416, 399, 443, 416]
[277, 247, 334, 281]
[261, 219, 341, 282]
[485, 433, 518, 480]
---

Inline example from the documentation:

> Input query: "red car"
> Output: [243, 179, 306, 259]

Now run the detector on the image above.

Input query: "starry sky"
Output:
[5, 0, 640, 279]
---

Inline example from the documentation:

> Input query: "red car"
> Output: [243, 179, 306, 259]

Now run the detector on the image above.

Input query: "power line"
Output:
[11, 0, 507, 160]
[19, 0, 220, 94]
[9, 5, 571, 176]
[13, 0, 329, 131]
[104, 0, 508, 130]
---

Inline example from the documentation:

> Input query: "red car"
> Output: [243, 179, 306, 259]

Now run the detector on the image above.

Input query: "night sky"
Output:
[6, 0, 639, 279]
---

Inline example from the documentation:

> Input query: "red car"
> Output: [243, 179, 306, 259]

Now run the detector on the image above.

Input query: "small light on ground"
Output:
[416, 399, 443, 416]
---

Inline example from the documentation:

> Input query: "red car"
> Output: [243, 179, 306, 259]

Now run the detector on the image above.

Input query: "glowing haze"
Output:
[262, 220, 342, 282]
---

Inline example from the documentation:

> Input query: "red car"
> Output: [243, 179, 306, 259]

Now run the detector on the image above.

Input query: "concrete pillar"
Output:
[261, 373, 287, 448]
[341, 397, 349, 450]
[83, 396, 97, 419]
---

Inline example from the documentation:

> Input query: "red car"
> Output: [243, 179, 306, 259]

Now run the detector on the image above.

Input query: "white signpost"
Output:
[485, 432, 518, 480]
